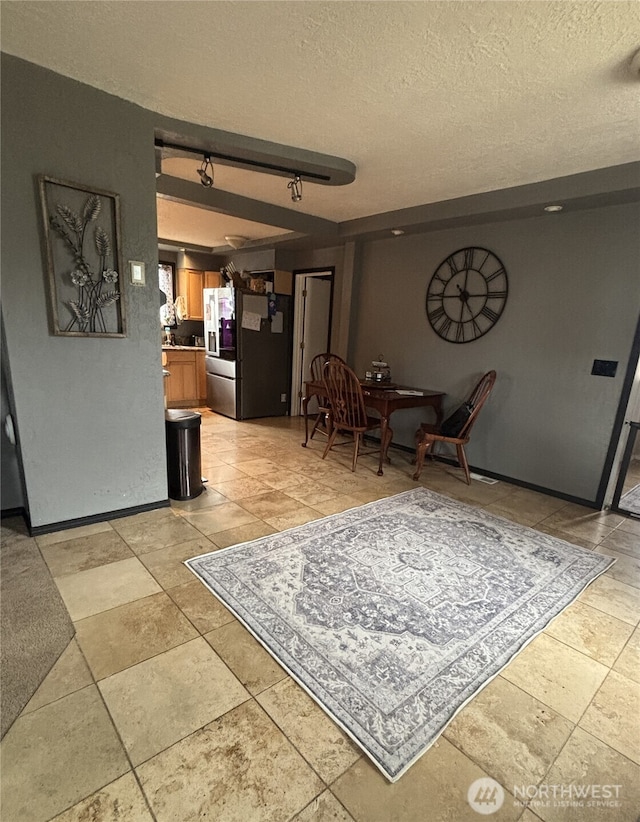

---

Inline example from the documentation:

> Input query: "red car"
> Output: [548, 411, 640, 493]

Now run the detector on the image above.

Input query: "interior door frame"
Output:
[599, 310, 640, 509]
[610, 422, 640, 515]
[290, 268, 334, 416]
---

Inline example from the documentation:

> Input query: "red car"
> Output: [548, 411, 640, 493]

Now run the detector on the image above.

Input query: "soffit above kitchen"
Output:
[3, 0, 639, 250]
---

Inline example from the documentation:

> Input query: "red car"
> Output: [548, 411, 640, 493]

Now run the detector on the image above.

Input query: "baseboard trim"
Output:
[28, 499, 171, 537]
[1, 506, 27, 520]
[369, 438, 599, 510]
[441, 460, 597, 510]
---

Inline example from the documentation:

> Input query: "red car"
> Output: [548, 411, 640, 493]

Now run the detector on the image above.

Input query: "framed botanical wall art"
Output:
[39, 176, 127, 337]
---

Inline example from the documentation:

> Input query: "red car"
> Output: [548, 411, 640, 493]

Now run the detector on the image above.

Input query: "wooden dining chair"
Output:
[322, 359, 393, 472]
[307, 352, 346, 442]
[413, 370, 496, 483]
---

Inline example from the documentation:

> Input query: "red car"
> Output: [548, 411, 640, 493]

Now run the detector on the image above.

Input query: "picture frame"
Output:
[38, 175, 127, 337]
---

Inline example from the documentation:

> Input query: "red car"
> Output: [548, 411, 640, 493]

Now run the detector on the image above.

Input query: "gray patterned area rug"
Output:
[620, 483, 640, 516]
[186, 488, 614, 782]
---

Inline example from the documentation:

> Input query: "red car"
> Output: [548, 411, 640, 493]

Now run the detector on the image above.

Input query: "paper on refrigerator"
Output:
[241, 311, 262, 331]
[243, 294, 269, 318]
[271, 312, 284, 333]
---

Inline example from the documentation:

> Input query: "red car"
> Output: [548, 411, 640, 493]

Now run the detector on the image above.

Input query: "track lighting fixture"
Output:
[288, 174, 303, 203]
[197, 155, 214, 188]
[158, 139, 337, 203]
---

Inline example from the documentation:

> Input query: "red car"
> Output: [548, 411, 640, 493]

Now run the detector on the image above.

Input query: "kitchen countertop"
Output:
[162, 345, 206, 351]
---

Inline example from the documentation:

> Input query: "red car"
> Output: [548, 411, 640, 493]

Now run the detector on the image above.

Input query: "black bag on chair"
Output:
[439, 402, 473, 437]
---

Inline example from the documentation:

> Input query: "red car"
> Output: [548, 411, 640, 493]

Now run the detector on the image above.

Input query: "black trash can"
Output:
[165, 410, 203, 500]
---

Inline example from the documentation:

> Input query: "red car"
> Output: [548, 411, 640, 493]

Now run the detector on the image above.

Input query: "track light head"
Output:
[288, 174, 303, 203]
[197, 155, 214, 188]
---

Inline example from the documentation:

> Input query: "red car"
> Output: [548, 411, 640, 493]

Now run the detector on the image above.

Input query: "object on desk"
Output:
[371, 355, 391, 383]
[396, 389, 423, 396]
[362, 381, 398, 390]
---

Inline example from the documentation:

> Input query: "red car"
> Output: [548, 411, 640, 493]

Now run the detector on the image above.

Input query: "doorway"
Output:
[602, 312, 640, 516]
[290, 270, 333, 416]
[607, 349, 640, 516]
[611, 422, 640, 517]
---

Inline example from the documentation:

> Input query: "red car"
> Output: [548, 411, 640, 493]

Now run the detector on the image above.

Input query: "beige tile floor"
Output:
[2, 411, 639, 822]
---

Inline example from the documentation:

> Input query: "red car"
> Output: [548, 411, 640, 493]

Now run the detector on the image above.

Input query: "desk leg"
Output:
[434, 397, 444, 427]
[302, 394, 310, 447]
[377, 415, 390, 476]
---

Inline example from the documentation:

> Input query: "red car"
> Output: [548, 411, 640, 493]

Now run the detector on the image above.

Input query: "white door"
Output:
[291, 272, 332, 416]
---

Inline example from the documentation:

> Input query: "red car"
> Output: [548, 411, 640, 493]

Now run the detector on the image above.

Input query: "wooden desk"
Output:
[302, 379, 445, 476]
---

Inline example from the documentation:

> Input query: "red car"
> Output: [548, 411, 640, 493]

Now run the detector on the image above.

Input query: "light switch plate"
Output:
[129, 260, 146, 286]
[591, 359, 618, 378]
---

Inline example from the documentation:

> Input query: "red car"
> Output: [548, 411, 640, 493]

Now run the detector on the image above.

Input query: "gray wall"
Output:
[282, 244, 356, 359]
[3, 53, 637, 526]
[347, 205, 640, 501]
[175, 250, 224, 271]
[1, 55, 167, 528]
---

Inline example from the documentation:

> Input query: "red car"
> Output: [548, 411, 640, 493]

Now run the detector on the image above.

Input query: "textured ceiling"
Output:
[2, 1, 639, 248]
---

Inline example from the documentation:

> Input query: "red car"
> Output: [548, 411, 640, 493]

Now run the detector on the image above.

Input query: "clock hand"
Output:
[458, 291, 466, 324]
[456, 284, 470, 302]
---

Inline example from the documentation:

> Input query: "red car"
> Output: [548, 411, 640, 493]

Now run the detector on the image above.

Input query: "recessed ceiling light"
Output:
[544, 205, 563, 213]
[391, 229, 405, 236]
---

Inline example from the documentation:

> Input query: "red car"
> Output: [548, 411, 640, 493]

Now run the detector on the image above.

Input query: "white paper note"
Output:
[243, 294, 268, 318]
[242, 311, 262, 331]
[271, 311, 283, 333]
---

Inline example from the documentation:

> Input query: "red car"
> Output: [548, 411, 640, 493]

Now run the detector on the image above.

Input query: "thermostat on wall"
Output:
[591, 360, 618, 378]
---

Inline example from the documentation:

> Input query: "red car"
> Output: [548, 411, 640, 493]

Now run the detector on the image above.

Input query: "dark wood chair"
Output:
[413, 370, 496, 483]
[322, 359, 393, 472]
[307, 352, 346, 442]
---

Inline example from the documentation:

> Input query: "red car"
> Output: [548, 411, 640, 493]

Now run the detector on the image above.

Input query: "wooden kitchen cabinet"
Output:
[164, 349, 207, 407]
[204, 270, 222, 289]
[164, 350, 198, 407]
[176, 269, 222, 319]
[176, 268, 204, 320]
[196, 349, 207, 403]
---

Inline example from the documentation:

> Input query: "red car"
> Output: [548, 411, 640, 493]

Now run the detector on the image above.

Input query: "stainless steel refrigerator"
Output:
[203, 287, 292, 420]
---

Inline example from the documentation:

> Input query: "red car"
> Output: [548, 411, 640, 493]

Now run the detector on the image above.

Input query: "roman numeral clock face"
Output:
[426, 247, 508, 343]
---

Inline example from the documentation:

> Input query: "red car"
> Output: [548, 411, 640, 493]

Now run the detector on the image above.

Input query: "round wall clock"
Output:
[426, 246, 508, 343]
